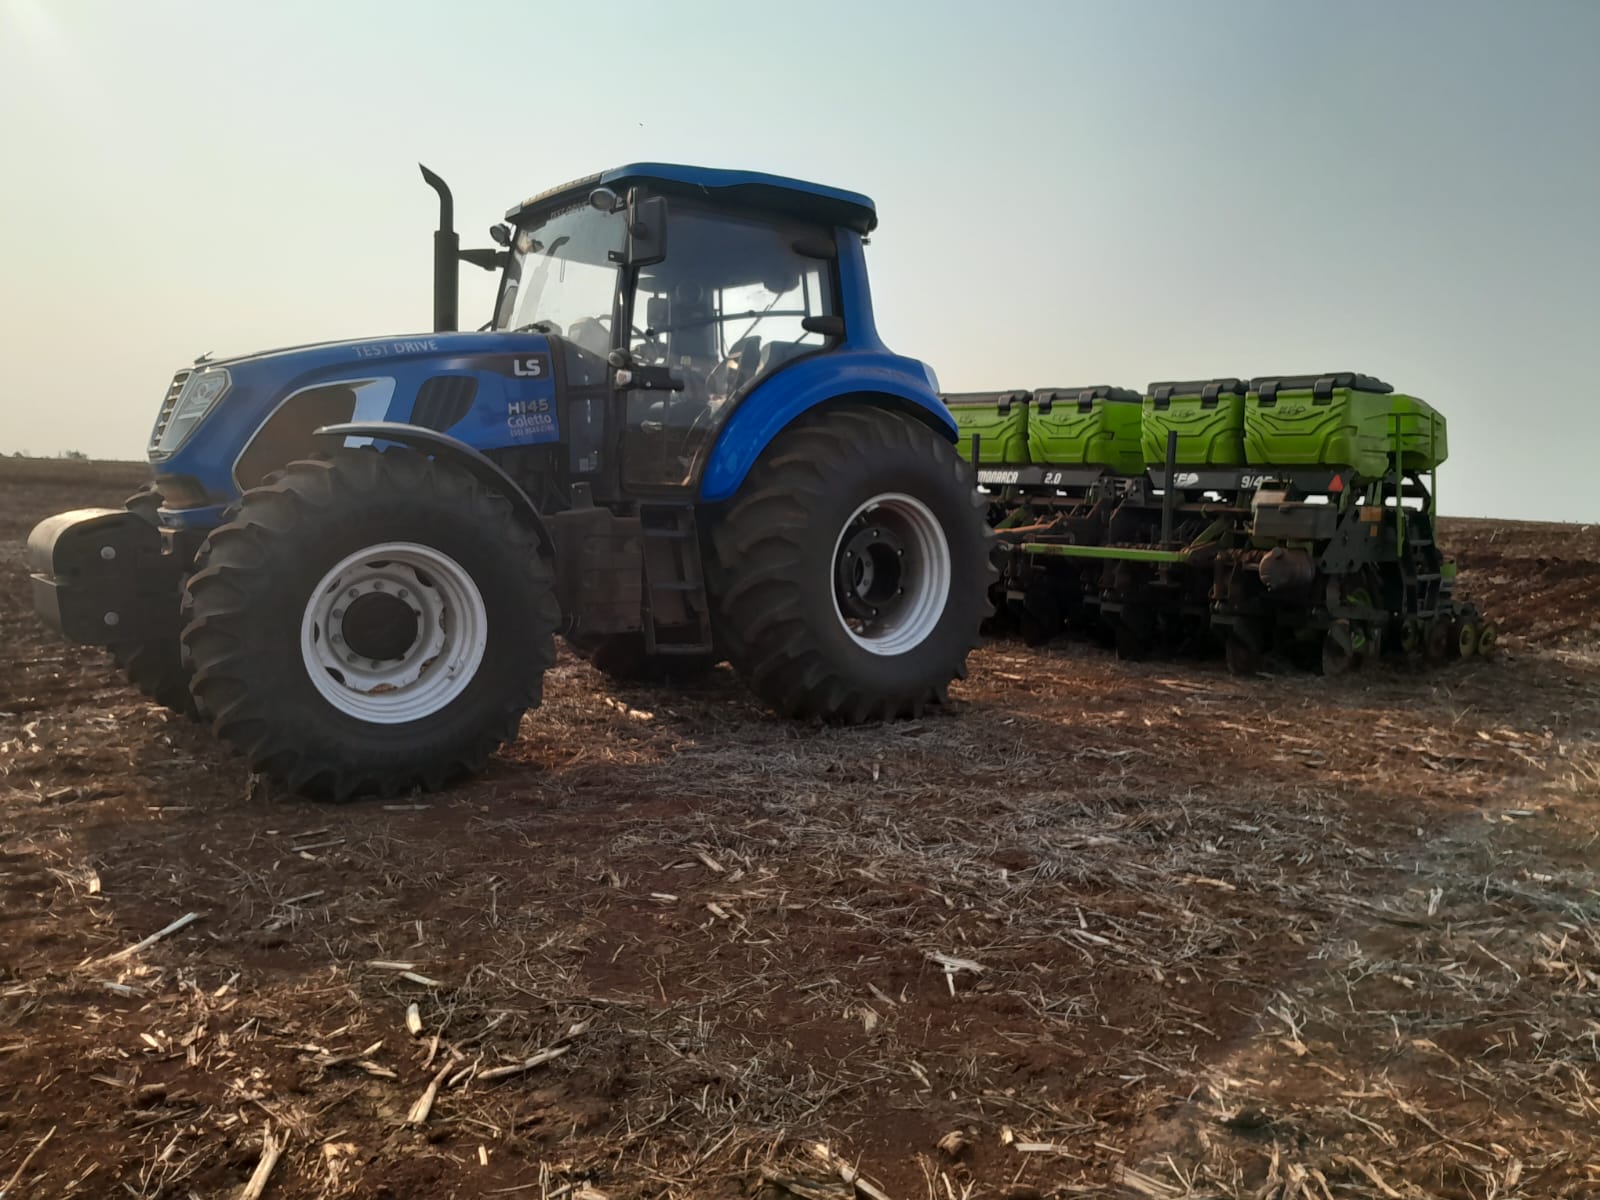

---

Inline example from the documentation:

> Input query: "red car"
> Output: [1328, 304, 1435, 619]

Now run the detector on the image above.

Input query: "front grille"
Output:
[148, 369, 193, 455]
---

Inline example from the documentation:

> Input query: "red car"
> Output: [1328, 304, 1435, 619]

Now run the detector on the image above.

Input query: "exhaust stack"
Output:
[420, 164, 459, 333]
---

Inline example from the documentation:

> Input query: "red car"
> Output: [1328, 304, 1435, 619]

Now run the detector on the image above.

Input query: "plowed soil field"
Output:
[3, 458, 1599, 1200]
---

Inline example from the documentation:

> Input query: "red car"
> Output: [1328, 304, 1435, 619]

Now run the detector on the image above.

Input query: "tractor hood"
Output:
[196, 330, 536, 371]
[150, 329, 562, 525]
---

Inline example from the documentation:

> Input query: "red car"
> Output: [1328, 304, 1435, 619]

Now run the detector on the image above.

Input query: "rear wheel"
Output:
[1321, 619, 1359, 676]
[1018, 581, 1060, 647]
[1398, 617, 1424, 662]
[1423, 618, 1451, 666]
[980, 544, 1016, 638]
[1477, 622, 1498, 658]
[1224, 621, 1265, 676]
[708, 407, 993, 722]
[1114, 619, 1150, 662]
[181, 450, 558, 799]
[110, 488, 198, 718]
[1224, 633, 1259, 675]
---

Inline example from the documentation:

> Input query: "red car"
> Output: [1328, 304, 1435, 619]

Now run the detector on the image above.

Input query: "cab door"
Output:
[610, 190, 705, 491]
[616, 198, 840, 492]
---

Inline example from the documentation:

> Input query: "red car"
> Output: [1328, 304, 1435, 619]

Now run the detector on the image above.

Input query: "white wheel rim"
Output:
[299, 541, 487, 724]
[831, 492, 951, 656]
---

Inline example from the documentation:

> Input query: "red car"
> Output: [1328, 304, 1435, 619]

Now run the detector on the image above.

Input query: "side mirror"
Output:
[802, 315, 845, 339]
[624, 193, 667, 267]
[645, 295, 670, 332]
[458, 248, 508, 272]
[489, 223, 511, 247]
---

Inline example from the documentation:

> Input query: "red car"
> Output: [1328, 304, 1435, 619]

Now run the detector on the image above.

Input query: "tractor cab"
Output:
[479, 165, 866, 492]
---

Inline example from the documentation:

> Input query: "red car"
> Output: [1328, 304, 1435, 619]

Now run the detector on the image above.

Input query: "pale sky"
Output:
[1, 0, 1595, 521]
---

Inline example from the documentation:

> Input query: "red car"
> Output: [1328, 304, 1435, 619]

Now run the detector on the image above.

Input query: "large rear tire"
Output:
[181, 450, 559, 799]
[110, 488, 198, 718]
[708, 406, 994, 722]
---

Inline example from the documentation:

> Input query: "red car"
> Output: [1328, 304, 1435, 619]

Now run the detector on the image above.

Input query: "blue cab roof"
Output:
[506, 163, 877, 234]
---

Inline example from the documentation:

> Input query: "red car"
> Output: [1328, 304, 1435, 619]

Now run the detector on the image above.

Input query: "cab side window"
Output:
[622, 205, 838, 488]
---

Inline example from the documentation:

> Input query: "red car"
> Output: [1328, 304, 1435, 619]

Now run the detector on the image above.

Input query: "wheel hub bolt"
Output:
[332, 608, 343, 619]
[348, 588, 359, 598]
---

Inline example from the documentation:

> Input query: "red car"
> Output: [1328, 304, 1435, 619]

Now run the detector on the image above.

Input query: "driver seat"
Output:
[733, 340, 813, 396]
[568, 317, 611, 358]
[728, 336, 763, 393]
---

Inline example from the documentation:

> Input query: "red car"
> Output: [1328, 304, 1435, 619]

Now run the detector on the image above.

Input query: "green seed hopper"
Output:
[1245, 372, 1448, 477]
[944, 391, 1031, 464]
[1028, 386, 1145, 473]
[1141, 378, 1248, 466]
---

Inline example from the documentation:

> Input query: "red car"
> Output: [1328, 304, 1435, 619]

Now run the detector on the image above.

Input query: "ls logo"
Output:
[512, 356, 547, 378]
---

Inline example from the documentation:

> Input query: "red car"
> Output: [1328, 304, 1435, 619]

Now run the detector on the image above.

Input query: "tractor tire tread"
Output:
[181, 448, 558, 801]
[708, 406, 994, 723]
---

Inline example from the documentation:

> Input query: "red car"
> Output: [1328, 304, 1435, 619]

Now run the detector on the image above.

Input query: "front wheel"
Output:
[709, 407, 994, 722]
[181, 450, 559, 799]
[111, 640, 197, 717]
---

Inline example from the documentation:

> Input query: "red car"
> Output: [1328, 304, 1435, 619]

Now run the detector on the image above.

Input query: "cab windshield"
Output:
[493, 201, 623, 358]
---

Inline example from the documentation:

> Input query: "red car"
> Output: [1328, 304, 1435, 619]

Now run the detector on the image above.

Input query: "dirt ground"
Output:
[2, 457, 1598, 1200]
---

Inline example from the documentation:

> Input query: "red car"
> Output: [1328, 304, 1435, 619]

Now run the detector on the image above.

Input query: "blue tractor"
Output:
[28, 165, 993, 798]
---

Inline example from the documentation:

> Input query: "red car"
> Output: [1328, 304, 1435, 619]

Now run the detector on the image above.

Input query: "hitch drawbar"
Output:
[28, 508, 181, 646]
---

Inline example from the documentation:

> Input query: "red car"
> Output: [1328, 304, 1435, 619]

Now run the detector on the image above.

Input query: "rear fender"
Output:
[698, 349, 956, 503]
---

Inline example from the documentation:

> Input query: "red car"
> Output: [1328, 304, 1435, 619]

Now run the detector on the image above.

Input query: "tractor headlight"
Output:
[153, 368, 231, 456]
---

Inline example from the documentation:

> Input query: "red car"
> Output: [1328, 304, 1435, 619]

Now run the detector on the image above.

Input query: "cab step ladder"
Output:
[638, 503, 714, 655]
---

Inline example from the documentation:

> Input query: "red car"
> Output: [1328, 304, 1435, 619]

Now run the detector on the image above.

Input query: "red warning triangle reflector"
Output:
[1329, 474, 1345, 493]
